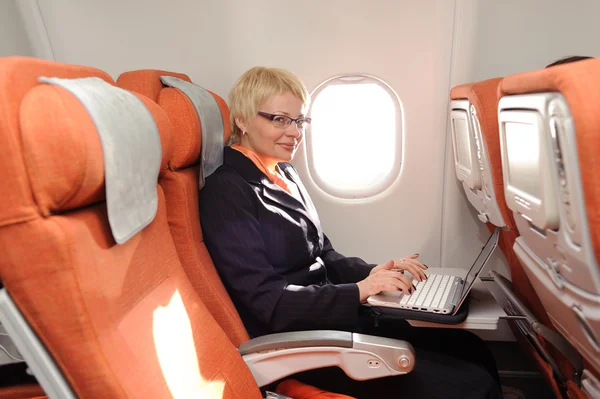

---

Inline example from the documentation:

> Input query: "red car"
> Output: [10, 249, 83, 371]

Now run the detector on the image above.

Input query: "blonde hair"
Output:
[228, 67, 310, 144]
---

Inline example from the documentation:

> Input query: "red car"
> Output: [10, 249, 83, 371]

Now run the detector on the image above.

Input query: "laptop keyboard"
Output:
[400, 274, 456, 309]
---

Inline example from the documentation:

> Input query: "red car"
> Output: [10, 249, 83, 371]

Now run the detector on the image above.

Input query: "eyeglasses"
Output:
[257, 111, 312, 130]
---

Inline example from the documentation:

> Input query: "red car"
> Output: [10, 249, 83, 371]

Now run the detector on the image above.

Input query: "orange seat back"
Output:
[450, 79, 576, 397]
[499, 60, 600, 267]
[499, 58, 600, 397]
[0, 57, 260, 398]
[117, 70, 250, 347]
[450, 79, 551, 324]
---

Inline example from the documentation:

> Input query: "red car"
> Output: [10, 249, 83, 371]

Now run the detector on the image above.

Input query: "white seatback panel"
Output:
[450, 104, 480, 190]
[499, 108, 557, 231]
[500, 92, 600, 371]
[450, 100, 506, 228]
[499, 93, 600, 294]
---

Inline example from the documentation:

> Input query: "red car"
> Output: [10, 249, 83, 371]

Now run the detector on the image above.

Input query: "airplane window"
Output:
[307, 75, 402, 199]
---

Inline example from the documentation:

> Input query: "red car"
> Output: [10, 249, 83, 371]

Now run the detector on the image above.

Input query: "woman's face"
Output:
[238, 92, 307, 167]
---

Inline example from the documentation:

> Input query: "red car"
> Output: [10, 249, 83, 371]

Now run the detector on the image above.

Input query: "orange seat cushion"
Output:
[117, 71, 248, 346]
[0, 384, 45, 399]
[277, 379, 356, 399]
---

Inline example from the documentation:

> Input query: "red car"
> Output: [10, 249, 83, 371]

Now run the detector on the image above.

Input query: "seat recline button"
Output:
[398, 355, 411, 369]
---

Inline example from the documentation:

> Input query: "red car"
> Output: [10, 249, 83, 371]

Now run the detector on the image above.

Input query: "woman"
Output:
[199, 67, 502, 399]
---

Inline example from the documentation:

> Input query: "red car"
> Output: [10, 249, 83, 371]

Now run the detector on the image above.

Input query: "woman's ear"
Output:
[235, 117, 248, 134]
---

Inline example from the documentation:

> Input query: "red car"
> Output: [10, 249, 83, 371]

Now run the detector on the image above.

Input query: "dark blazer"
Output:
[199, 146, 374, 338]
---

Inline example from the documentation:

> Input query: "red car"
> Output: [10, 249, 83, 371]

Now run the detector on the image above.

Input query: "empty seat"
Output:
[497, 58, 600, 398]
[116, 70, 249, 347]
[0, 56, 263, 398]
[450, 79, 582, 397]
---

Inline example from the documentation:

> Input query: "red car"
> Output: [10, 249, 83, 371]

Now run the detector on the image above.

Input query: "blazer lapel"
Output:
[260, 177, 319, 234]
[223, 147, 320, 234]
[279, 164, 323, 236]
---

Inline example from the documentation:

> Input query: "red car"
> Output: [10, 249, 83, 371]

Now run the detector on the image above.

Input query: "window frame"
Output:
[304, 74, 404, 199]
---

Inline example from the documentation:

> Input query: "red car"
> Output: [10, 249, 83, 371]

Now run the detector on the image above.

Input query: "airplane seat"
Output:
[116, 70, 416, 399]
[0, 56, 264, 398]
[0, 55, 114, 399]
[498, 57, 600, 398]
[117, 69, 250, 347]
[450, 78, 551, 321]
[450, 78, 580, 398]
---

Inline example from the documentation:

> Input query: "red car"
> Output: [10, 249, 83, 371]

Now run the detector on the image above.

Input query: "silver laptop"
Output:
[367, 227, 499, 315]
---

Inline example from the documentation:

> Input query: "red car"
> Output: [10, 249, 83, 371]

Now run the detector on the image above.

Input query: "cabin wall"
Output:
[442, 0, 600, 275]
[13, 0, 600, 273]
[470, 0, 600, 82]
[0, 0, 34, 57]
[30, 0, 455, 267]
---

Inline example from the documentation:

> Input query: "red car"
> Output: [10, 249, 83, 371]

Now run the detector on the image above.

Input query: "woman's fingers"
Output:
[393, 259, 428, 281]
[396, 271, 414, 290]
[404, 257, 428, 270]
[377, 271, 413, 294]
[403, 264, 425, 282]
[379, 278, 411, 294]
[369, 260, 395, 276]
[402, 260, 428, 281]
[393, 257, 427, 269]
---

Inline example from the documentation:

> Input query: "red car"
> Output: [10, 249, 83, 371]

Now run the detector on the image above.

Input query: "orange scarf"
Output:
[231, 144, 291, 193]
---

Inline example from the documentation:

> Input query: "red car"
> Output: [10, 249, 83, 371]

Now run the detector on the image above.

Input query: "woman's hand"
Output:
[357, 260, 414, 303]
[370, 254, 428, 282]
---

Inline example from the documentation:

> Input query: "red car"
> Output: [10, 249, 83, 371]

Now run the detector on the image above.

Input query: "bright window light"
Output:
[307, 76, 401, 198]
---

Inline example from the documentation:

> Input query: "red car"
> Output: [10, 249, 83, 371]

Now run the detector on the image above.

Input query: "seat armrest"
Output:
[239, 331, 353, 355]
[240, 330, 415, 387]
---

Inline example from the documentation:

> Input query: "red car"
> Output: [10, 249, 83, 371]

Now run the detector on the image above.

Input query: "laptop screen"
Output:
[458, 227, 500, 300]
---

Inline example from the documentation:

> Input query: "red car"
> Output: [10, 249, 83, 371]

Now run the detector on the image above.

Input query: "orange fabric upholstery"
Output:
[0, 384, 45, 399]
[157, 88, 202, 168]
[0, 57, 113, 228]
[118, 70, 231, 169]
[116, 70, 249, 347]
[20, 84, 105, 215]
[115, 69, 191, 107]
[276, 379, 355, 399]
[19, 83, 174, 215]
[0, 57, 262, 398]
[499, 58, 600, 271]
[157, 167, 250, 346]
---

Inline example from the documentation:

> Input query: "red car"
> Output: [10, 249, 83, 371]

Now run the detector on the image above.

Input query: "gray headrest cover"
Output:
[38, 77, 162, 245]
[159, 76, 224, 189]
